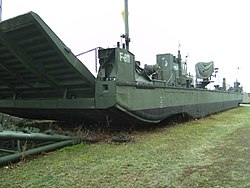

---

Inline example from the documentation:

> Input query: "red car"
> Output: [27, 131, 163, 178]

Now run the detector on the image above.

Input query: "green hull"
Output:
[115, 85, 243, 123]
[0, 83, 243, 124]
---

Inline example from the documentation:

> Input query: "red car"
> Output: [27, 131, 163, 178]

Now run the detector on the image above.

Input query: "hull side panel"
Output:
[129, 100, 241, 122]
[116, 85, 243, 122]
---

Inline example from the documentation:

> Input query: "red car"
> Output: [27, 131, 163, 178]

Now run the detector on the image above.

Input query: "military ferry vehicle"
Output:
[0, 0, 243, 125]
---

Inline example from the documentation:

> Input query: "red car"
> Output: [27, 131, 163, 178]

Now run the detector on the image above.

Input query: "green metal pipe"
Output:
[0, 148, 16, 153]
[0, 139, 80, 166]
[0, 131, 80, 141]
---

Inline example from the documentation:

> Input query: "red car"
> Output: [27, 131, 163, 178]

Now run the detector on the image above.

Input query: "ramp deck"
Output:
[0, 12, 95, 100]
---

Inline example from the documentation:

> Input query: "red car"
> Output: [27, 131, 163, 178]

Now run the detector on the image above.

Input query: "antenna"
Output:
[177, 41, 182, 85]
[236, 66, 240, 82]
[178, 41, 181, 51]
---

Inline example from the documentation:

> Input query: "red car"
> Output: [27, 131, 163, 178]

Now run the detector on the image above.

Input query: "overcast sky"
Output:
[2, 0, 250, 91]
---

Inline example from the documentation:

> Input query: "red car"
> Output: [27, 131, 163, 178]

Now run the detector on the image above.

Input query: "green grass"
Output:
[1, 106, 250, 188]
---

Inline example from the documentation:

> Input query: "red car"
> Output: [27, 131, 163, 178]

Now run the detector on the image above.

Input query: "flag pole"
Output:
[124, 0, 130, 50]
[0, 0, 2, 22]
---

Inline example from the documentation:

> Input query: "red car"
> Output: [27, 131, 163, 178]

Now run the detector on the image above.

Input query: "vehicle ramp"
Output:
[0, 12, 96, 120]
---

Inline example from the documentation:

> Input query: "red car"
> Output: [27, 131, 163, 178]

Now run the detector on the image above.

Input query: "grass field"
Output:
[0, 106, 249, 188]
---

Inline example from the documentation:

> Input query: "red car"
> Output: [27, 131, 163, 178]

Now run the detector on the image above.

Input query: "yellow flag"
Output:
[122, 9, 125, 22]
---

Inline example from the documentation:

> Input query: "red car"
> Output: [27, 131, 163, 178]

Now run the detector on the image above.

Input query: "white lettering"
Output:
[119, 52, 130, 63]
